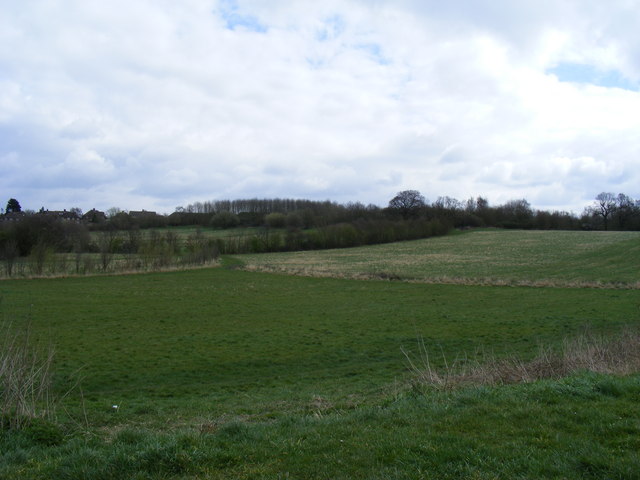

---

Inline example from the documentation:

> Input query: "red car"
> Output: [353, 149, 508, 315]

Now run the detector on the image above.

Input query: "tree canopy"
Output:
[388, 190, 426, 219]
[5, 198, 21, 213]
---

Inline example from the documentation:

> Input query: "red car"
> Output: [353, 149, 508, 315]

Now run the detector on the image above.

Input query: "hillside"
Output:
[238, 229, 640, 287]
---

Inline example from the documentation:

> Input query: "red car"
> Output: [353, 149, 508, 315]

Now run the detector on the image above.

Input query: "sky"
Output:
[1, 0, 639, 215]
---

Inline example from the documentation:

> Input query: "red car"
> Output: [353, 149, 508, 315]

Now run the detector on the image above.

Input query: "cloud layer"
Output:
[1, 0, 639, 213]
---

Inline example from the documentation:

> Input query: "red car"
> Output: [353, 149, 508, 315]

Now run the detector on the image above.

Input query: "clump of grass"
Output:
[0, 321, 55, 429]
[405, 327, 640, 389]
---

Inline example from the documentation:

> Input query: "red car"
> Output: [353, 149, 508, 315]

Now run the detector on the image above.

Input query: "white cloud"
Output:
[0, 0, 639, 213]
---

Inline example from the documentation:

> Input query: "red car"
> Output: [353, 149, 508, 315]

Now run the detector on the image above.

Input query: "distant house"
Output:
[38, 209, 81, 222]
[82, 208, 107, 223]
[0, 211, 25, 222]
[129, 209, 158, 219]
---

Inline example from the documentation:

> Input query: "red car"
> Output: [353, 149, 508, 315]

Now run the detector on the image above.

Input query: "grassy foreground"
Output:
[1, 229, 639, 478]
[2, 372, 639, 479]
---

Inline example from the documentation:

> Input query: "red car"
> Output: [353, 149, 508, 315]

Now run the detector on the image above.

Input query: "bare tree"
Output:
[2, 239, 19, 277]
[388, 190, 426, 219]
[30, 241, 50, 275]
[98, 231, 118, 271]
[594, 192, 616, 230]
[614, 193, 635, 229]
[106, 207, 123, 218]
[434, 196, 463, 211]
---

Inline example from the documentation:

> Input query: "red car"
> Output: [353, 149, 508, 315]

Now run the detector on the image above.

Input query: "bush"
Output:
[183, 232, 220, 264]
[2, 215, 90, 256]
[265, 213, 286, 229]
[211, 211, 240, 229]
[285, 212, 303, 228]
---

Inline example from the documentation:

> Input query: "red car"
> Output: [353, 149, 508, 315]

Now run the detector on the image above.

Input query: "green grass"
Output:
[238, 229, 640, 287]
[164, 225, 268, 239]
[1, 268, 637, 426]
[1, 229, 640, 478]
[2, 372, 639, 479]
[88, 225, 270, 246]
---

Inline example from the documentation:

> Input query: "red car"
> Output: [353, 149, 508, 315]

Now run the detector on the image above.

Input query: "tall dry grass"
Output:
[0, 321, 55, 429]
[404, 327, 640, 390]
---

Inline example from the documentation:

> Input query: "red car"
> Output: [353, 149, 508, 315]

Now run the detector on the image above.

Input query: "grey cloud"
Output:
[1, 0, 639, 213]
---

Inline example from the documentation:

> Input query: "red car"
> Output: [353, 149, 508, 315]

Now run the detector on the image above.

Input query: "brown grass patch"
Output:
[0, 322, 55, 429]
[241, 264, 640, 289]
[404, 327, 640, 390]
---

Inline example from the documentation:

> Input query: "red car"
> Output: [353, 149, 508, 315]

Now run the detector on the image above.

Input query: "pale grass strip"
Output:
[241, 264, 640, 290]
[403, 327, 640, 390]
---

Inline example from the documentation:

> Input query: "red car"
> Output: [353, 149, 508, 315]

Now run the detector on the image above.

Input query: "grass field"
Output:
[1, 229, 639, 478]
[239, 229, 640, 287]
[163, 225, 267, 239]
[90, 225, 266, 240]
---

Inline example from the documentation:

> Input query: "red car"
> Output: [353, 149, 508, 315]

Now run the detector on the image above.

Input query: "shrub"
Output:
[285, 212, 303, 228]
[183, 232, 220, 264]
[265, 213, 286, 229]
[211, 211, 240, 229]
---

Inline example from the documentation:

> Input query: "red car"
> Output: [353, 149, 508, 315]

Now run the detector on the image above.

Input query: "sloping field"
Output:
[237, 229, 640, 287]
[2, 229, 640, 479]
[4, 269, 637, 423]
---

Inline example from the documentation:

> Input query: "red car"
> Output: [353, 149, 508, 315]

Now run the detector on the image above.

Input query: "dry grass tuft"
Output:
[0, 322, 55, 429]
[404, 327, 640, 390]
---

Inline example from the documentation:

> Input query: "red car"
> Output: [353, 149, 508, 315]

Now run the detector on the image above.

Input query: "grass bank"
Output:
[2, 371, 639, 479]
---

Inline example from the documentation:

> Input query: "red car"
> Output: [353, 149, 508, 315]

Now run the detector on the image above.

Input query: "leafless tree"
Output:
[2, 239, 19, 277]
[388, 190, 426, 219]
[594, 192, 616, 230]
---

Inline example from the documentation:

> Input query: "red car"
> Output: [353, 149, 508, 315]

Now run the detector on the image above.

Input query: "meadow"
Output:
[1, 229, 639, 478]
[109, 225, 266, 240]
[239, 229, 640, 287]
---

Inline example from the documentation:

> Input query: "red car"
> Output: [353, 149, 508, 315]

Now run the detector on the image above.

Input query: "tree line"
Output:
[1, 191, 639, 277]
[169, 191, 640, 232]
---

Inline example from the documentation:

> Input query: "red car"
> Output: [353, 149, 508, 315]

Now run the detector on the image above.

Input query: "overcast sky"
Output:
[1, 0, 639, 215]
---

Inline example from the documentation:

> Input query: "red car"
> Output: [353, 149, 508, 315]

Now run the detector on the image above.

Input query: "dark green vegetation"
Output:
[1, 229, 639, 478]
[3, 190, 640, 279]
[0, 198, 451, 278]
